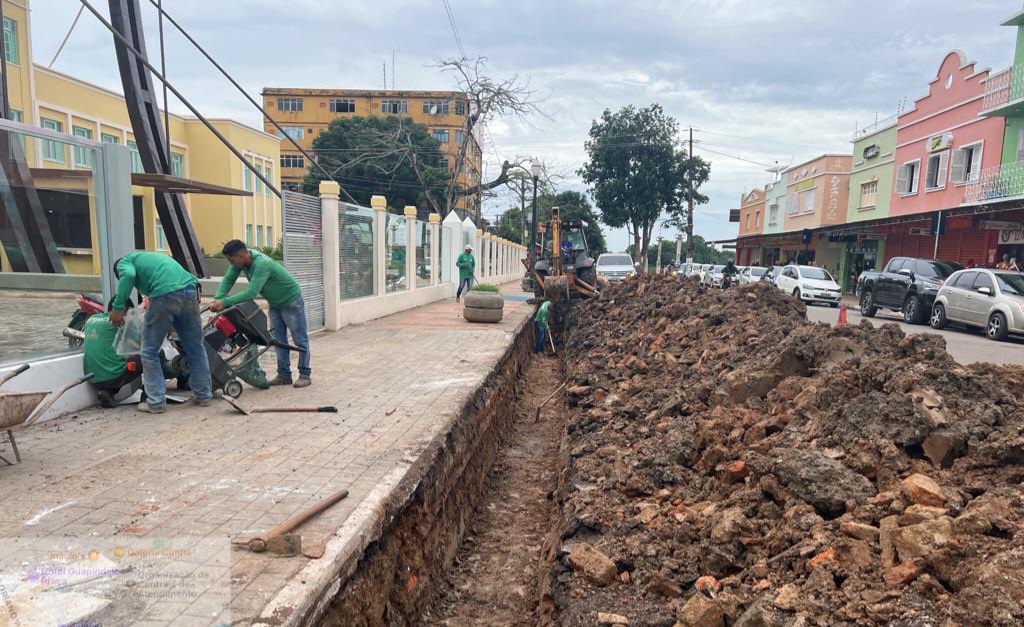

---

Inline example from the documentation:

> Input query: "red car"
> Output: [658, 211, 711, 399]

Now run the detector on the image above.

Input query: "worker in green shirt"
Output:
[111, 252, 212, 413]
[84, 303, 138, 407]
[211, 240, 311, 388]
[535, 299, 552, 354]
[456, 244, 476, 302]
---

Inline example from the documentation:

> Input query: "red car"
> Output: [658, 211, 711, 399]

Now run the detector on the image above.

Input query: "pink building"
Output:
[891, 51, 1005, 217]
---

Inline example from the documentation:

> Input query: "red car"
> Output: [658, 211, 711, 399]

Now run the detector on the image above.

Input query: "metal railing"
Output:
[963, 160, 1024, 204]
[981, 66, 1024, 113]
[852, 111, 900, 141]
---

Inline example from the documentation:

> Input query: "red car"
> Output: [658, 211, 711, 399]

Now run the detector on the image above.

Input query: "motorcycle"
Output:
[64, 293, 105, 348]
[722, 274, 735, 289]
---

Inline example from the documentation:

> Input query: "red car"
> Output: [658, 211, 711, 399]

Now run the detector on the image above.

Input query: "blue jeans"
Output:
[269, 295, 311, 378]
[457, 277, 473, 298]
[535, 322, 548, 354]
[142, 286, 212, 409]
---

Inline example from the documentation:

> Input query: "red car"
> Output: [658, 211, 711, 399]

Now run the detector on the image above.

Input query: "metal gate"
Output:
[282, 190, 325, 330]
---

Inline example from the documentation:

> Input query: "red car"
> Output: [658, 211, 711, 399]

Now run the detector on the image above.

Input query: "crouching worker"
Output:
[211, 240, 311, 388]
[535, 299, 552, 354]
[84, 299, 141, 408]
[110, 252, 213, 414]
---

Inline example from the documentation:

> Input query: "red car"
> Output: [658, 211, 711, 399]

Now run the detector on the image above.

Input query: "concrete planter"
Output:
[463, 290, 504, 323]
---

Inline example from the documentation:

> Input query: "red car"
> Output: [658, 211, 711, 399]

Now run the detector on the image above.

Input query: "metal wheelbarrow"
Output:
[0, 364, 94, 465]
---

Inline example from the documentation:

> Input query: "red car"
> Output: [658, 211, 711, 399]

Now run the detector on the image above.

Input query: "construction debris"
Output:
[541, 274, 1024, 626]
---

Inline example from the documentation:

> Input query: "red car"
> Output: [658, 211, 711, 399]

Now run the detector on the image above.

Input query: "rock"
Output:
[675, 594, 724, 627]
[567, 385, 592, 396]
[884, 561, 919, 587]
[879, 515, 899, 568]
[952, 493, 1012, 536]
[733, 597, 786, 627]
[922, 429, 967, 469]
[893, 516, 952, 562]
[898, 504, 947, 526]
[723, 460, 750, 483]
[900, 473, 946, 507]
[694, 576, 721, 593]
[710, 508, 750, 544]
[597, 612, 629, 625]
[793, 386, 818, 410]
[636, 506, 660, 525]
[647, 572, 683, 598]
[808, 548, 838, 570]
[768, 448, 874, 518]
[567, 542, 617, 585]
[840, 521, 879, 543]
[772, 583, 799, 610]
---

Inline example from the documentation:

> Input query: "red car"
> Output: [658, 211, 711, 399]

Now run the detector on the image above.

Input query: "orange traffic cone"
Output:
[837, 303, 848, 326]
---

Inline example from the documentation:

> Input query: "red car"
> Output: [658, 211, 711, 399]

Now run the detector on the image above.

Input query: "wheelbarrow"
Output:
[0, 364, 94, 465]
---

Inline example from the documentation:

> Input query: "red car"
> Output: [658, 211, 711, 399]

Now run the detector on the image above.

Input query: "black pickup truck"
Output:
[857, 257, 964, 324]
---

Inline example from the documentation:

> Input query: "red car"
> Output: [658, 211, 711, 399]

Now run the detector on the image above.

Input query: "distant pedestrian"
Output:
[1012, 257, 1021, 272]
[212, 240, 311, 388]
[456, 244, 476, 302]
[535, 299, 552, 354]
[967, 259, 976, 269]
[997, 253, 1011, 270]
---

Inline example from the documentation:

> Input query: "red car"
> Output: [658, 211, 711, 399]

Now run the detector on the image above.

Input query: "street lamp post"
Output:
[656, 236, 664, 274]
[675, 234, 683, 266]
[529, 162, 542, 269]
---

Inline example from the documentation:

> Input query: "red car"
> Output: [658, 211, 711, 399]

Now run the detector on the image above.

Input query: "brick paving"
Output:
[0, 282, 533, 627]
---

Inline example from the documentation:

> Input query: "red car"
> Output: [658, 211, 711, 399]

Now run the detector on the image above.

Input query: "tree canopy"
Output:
[628, 235, 734, 270]
[578, 104, 710, 270]
[494, 190, 607, 255]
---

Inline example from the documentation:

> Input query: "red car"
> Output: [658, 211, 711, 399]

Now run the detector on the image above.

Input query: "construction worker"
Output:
[110, 252, 212, 414]
[456, 244, 475, 302]
[535, 299, 552, 354]
[85, 299, 140, 408]
[211, 240, 310, 388]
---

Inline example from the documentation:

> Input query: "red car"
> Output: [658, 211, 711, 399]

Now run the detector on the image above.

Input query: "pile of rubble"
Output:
[541, 274, 1024, 627]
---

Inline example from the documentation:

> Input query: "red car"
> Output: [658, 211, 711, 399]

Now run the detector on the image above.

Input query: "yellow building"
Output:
[0, 0, 279, 275]
[261, 88, 483, 214]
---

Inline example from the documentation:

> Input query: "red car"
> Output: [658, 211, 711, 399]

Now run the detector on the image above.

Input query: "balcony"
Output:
[980, 66, 1024, 116]
[852, 112, 899, 142]
[963, 161, 1024, 205]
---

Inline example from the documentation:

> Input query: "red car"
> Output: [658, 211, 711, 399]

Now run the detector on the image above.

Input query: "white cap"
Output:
[465, 244, 474, 251]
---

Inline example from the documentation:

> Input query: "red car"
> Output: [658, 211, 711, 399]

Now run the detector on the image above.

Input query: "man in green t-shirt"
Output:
[455, 244, 476, 302]
[535, 300, 552, 354]
[211, 240, 311, 388]
[84, 309, 137, 407]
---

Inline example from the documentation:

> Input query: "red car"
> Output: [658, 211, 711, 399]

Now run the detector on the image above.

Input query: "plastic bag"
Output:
[228, 345, 269, 390]
[112, 308, 146, 356]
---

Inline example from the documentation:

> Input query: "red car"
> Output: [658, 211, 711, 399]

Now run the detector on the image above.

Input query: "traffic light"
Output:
[930, 211, 945, 237]
[802, 229, 813, 244]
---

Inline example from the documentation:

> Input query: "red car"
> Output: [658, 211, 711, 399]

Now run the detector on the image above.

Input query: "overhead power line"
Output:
[441, 0, 466, 58]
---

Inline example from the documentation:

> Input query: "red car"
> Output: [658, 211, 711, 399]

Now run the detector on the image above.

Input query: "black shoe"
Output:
[269, 375, 293, 386]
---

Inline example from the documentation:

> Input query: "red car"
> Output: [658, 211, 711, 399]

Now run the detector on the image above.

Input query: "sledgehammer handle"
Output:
[248, 488, 349, 552]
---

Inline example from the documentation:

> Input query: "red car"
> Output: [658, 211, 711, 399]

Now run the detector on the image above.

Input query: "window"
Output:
[897, 160, 920, 195]
[925, 151, 949, 191]
[263, 165, 272, 196]
[266, 226, 274, 246]
[745, 213, 751, 229]
[785, 193, 798, 215]
[3, 17, 17, 65]
[972, 271, 995, 293]
[243, 163, 252, 191]
[432, 129, 450, 143]
[245, 224, 253, 245]
[754, 210, 760, 227]
[276, 126, 304, 140]
[800, 188, 816, 213]
[257, 225, 264, 247]
[170, 153, 184, 177]
[422, 99, 449, 115]
[282, 181, 301, 192]
[101, 133, 120, 144]
[456, 129, 466, 145]
[329, 98, 356, 113]
[951, 142, 983, 184]
[952, 271, 976, 289]
[127, 140, 144, 173]
[381, 99, 408, 114]
[436, 155, 449, 169]
[768, 202, 778, 225]
[9, 109, 21, 122]
[277, 97, 303, 112]
[281, 154, 305, 169]
[41, 118, 64, 163]
[456, 100, 467, 115]
[155, 220, 168, 250]
[916, 260, 962, 279]
[859, 180, 878, 208]
[72, 126, 93, 167]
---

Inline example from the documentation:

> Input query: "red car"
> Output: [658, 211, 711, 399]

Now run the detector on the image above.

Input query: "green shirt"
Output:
[456, 253, 476, 280]
[535, 301, 552, 328]
[214, 250, 302, 309]
[113, 252, 199, 311]
[83, 314, 127, 384]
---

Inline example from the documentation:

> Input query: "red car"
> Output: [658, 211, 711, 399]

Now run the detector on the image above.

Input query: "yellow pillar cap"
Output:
[318, 181, 340, 198]
[371, 195, 387, 211]
[428, 213, 441, 223]
[403, 205, 417, 218]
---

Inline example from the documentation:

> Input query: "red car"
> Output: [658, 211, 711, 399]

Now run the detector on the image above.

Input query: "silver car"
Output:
[701, 265, 725, 288]
[931, 269, 1024, 341]
[596, 253, 636, 282]
[739, 266, 768, 285]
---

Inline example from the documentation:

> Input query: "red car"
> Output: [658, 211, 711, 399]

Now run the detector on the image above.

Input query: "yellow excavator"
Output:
[521, 207, 606, 303]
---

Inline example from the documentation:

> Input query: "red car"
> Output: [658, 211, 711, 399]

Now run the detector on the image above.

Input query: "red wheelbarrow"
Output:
[0, 364, 94, 465]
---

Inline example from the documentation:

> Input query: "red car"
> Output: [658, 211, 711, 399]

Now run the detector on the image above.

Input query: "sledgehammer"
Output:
[223, 395, 337, 415]
[243, 487, 350, 555]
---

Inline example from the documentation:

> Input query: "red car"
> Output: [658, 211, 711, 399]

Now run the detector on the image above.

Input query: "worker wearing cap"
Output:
[110, 252, 212, 414]
[456, 244, 476, 302]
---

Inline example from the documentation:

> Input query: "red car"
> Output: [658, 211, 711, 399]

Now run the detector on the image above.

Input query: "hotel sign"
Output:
[980, 220, 1023, 231]
[998, 227, 1024, 245]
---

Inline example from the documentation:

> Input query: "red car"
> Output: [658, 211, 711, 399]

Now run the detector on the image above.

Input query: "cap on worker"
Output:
[465, 244, 474, 251]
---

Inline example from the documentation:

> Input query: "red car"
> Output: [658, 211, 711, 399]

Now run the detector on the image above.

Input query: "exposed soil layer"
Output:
[542, 274, 1024, 627]
[423, 353, 564, 626]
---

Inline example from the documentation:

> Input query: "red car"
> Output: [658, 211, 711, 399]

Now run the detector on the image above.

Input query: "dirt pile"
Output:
[541, 274, 1024, 627]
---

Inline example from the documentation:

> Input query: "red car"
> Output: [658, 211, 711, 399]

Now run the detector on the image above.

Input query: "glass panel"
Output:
[385, 213, 406, 293]
[339, 203, 375, 300]
[3, 17, 18, 65]
[170, 153, 184, 177]
[127, 140, 143, 173]
[415, 220, 430, 289]
[0, 126, 105, 364]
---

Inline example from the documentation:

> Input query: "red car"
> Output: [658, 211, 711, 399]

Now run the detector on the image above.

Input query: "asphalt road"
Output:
[804, 301, 1024, 366]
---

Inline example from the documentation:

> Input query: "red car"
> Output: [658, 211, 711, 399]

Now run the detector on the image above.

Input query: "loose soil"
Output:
[423, 353, 564, 626]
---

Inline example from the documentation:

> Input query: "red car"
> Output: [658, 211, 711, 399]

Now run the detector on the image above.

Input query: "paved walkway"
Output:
[0, 283, 533, 627]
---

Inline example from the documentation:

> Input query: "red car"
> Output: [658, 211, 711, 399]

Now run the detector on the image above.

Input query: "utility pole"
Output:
[520, 176, 527, 244]
[686, 126, 694, 263]
[675, 234, 683, 266]
[656, 237, 664, 273]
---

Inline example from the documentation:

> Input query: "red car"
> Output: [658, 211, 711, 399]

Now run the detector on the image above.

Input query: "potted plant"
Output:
[463, 284, 504, 323]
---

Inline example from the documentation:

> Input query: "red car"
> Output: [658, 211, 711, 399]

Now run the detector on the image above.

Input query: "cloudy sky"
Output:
[30, 0, 1019, 252]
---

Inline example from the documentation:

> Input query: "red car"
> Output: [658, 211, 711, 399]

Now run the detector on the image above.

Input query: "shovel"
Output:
[223, 395, 337, 416]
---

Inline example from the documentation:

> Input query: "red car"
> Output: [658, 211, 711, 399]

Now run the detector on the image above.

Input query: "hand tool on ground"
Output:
[1, 371, 94, 464]
[223, 395, 337, 416]
[548, 330, 557, 355]
[240, 487, 350, 555]
[535, 380, 567, 423]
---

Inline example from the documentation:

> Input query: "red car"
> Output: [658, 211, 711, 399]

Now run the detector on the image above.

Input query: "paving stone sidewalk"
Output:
[0, 283, 533, 627]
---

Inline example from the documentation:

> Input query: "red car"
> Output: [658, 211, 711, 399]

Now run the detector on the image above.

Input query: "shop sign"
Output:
[998, 227, 1024, 245]
[827, 175, 841, 221]
[793, 178, 815, 192]
[860, 234, 887, 241]
[928, 132, 953, 152]
[980, 220, 1023, 231]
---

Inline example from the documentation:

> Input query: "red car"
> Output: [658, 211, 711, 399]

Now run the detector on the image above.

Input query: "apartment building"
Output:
[261, 88, 483, 215]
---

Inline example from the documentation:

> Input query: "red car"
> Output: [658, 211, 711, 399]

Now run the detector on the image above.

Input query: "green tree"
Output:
[302, 116, 451, 211]
[578, 104, 709, 271]
[627, 234, 733, 270]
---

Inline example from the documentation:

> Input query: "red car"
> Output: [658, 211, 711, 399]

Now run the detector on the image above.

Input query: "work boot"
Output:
[190, 397, 212, 408]
[269, 375, 293, 386]
[137, 402, 165, 414]
[293, 376, 311, 388]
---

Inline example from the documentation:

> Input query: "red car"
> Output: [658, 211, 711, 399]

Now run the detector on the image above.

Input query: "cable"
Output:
[48, 4, 85, 67]
[441, 0, 466, 58]
[695, 129, 841, 153]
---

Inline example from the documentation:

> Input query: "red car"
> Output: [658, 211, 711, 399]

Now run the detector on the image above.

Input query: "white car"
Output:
[701, 265, 726, 288]
[739, 266, 768, 284]
[596, 253, 636, 282]
[776, 265, 842, 307]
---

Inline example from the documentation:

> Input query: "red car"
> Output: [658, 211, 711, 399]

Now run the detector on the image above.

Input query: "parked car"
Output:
[930, 269, 1024, 341]
[738, 266, 768, 285]
[596, 253, 636, 282]
[701, 265, 726, 288]
[857, 257, 963, 324]
[776, 265, 842, 307]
